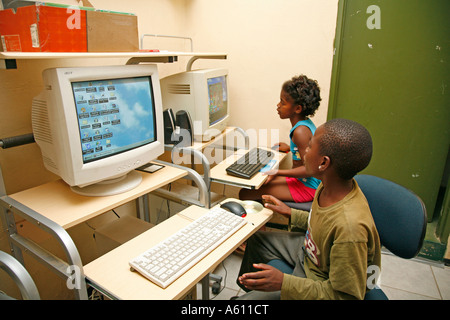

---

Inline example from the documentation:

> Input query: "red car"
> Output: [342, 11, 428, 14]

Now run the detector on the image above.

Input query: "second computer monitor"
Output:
[160, 68, 229, 142]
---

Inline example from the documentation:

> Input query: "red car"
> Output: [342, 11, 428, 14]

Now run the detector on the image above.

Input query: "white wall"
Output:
[92, 0, 338, 147]
[183, 0, 338, 147]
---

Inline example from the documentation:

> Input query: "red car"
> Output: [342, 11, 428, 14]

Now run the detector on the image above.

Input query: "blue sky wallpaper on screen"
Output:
[72, 76, 156, 163]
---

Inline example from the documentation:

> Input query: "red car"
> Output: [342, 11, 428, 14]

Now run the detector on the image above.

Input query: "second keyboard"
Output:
[226, 148, 275, 179]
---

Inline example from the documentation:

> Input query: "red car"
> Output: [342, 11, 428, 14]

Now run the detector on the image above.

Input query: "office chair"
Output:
[267, 174, 427, 300]
[283, 201, 312, 212]
[0, 251, 40, 300]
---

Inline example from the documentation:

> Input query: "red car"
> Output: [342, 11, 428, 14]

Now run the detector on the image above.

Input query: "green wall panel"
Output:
[329, 0, 450, 220]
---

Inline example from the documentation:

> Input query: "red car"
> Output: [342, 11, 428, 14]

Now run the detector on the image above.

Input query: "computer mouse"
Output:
[220, 201, 247, 217]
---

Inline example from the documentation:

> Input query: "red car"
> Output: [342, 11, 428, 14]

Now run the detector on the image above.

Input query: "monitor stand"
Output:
[70, 170, 142, 197]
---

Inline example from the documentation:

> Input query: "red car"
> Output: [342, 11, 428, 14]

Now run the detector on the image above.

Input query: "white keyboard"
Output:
[129, 206, 247, 288]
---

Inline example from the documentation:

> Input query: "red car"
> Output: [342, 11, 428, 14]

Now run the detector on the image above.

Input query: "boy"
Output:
[236, 118, 381, 300]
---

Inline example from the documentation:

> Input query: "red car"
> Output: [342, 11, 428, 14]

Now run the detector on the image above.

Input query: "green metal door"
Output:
[329, 0, 450, 221]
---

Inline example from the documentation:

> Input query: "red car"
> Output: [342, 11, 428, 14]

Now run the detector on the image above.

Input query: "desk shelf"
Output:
[0, 51, 227, 69]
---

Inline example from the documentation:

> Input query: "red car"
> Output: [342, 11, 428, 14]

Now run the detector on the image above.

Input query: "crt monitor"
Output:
[31, 64, 164, 196]
[160, 68, 229, 141]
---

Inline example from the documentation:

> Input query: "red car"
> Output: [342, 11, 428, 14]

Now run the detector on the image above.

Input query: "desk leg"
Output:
[201, 273, 210, 300]
[0, 196, 88, 300]
[1, 205, 25, 265]
[136, 194, 150, 222]
[0, 251, 40, 299]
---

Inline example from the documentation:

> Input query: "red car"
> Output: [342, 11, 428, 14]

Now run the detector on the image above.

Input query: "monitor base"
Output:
[71, 171, 142, 197]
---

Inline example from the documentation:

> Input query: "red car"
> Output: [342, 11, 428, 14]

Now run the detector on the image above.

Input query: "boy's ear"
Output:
[319, 156, 331, 171]
[295, 105, 303, 114]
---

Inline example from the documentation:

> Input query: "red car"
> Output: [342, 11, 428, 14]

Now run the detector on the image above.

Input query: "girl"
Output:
[239, 75, 321, 203]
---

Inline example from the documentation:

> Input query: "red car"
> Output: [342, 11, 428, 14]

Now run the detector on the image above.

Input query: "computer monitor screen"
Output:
[32, 65, 164, 197]
[73, 76, 157, 164]
[208, 75, 228, 126]
[160, 68, 230, 142]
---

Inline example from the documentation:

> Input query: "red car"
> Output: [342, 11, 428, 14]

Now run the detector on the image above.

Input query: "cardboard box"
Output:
[94, 216, 154, 256]
[0, 2, 138, 52]
[86, 10, 138, 52]
[0, 4, 87, 52]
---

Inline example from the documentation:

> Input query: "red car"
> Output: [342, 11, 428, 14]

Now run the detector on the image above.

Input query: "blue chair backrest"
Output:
[354, 175, 427, 259]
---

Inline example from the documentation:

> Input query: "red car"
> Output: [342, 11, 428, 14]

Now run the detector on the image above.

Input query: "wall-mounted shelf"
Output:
[0, 51, 227, 69]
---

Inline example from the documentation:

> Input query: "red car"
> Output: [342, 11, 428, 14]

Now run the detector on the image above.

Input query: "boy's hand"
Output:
[262, 195, 292, 217]
[238, 263, 284, 292]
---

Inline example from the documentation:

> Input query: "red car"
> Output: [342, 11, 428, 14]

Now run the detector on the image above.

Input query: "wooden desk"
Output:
[210, 148, 287, 190]
[0, 162, 192, 299]
[83, 200, 273, 300]
[8, 164, 188, 229]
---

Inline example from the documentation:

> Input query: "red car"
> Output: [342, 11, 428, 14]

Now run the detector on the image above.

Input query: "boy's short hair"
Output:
[320, 118, 373, 180]
[282, 75, 321, 117]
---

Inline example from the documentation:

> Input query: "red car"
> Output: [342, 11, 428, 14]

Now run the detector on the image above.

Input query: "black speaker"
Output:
[163, 108, 176, 144]
[175, 110, 193, 147]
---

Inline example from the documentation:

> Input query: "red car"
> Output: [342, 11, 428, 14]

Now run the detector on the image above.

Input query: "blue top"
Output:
[289, 119, 321, 189]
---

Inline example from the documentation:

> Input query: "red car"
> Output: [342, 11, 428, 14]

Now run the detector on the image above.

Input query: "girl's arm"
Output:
[272, 142, 290, 153]
[291, 125, 312, 165]
[264, 125, 312, 179]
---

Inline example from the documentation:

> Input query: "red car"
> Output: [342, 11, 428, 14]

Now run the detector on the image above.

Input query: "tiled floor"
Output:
[197, 251, 450, 300]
